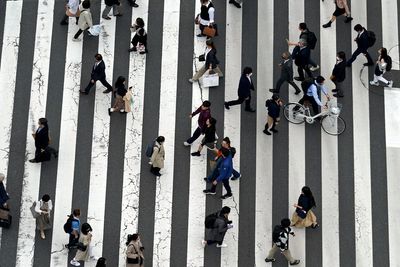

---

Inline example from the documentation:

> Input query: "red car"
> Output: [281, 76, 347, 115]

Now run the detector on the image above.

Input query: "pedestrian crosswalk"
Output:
[0, 0, 399, 266]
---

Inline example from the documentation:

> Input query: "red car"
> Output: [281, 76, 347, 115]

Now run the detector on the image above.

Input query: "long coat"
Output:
[205, 212, 229, 242]
[74, 232, 92, 261]
[126, 240, 145, 267]
[150, 142, 165, 169]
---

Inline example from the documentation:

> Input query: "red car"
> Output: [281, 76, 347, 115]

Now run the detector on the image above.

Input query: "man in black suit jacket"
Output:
[82, 53, 114, 94]
[224, 66, 255, 112]
[270, 52, 301, 95]
[346, 24, 374, 66]
[331, 51, 346, 97]
[29, 118, 58, 163]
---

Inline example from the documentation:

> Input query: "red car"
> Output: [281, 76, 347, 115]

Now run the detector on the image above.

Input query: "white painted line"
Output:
[118, 2, 149, 266]
[382, 0, 399, 70]
[152, 0, 180, 265]
[86, 5, 115, 259]
[384, 89, 400, 267]
[220, 2, 242, 267]
[320, 2, 340, 266]
[0, 0, 23, 247]
[49, 18, 83, 267]
[186, 0, 208, 265]
[15, 0, 54, 265]
[351, 1, 373, 266]
[255, 0, 273, 265]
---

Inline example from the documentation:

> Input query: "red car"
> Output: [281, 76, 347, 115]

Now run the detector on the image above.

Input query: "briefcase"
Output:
[0, 208, 12, 228]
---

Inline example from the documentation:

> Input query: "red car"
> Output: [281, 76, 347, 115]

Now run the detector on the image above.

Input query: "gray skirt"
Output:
[36, 214, 52, 230]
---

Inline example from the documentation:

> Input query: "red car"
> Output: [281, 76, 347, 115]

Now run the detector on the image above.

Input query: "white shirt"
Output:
[68, 0, 80, 14]
[199, 2, 215, 25]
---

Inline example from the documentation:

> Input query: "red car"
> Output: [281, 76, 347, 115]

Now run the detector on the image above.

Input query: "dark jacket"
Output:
[280, 58, 294, 81]
[116, 84, 127, 97]
[191, 106, 211, 132]
[205, 211, 229, 242]
[91, 61, 107, 81]
[297, 194, 314, 212]
[203, 124, 216, 144]
[267, 100, 281, 119]
[332, 60, 346, 83]
[205, 48, 219, 69]
[356, 30, 369, 51]
[35, 127, 49, 149]
[292, 46, 310, 66]
[0, 182, 9, 207]
[237, 74, 255, 98]
[105, 0, 119, 6]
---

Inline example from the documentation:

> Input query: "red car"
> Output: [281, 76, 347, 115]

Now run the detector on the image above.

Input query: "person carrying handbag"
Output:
[31, 194, 53, 240]
[291, 186, 319, 229]
[189, 40, 223, 83]
[126, 234, 144, 267]
[70, 223, 94, 266]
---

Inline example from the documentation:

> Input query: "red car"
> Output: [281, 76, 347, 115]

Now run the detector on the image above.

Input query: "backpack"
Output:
[63, 215, 77, 234]
[204, 212, 219, 229]
[145, 140, 156, 158]
[301, 78, 315, 94]
[230, 147, 236, 158]
[386, 56, 392, 71]
[367, 31, 376, 47]
[306, 31, 317, 50]
[272, 225, 283, 243]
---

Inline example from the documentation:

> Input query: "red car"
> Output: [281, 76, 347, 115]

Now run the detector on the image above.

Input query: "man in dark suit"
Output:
[292, 40, 313, 82]
[29, 118, 58, 163]
[81, 53, 114, 95]
[270, 52, 301, 94]
[224, 66, 256, 112]
[346, 24, 374, 66]
[331, 51, 346, 97]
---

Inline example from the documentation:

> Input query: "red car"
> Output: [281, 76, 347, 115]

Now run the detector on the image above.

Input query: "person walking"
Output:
[149, 136, 165, 177]
[184, 100, 211, 146]
[73, 0, 92, 42]
[202, 206, 233, 248]
[264, 94, 283, 135]
[60, 0, 80, 25]
[189, 40, 223, 83]
[126, 234, 145, 267]
[0, 174, 9, 209]
[346, 24, 374, 66]
[369, 47, 393, 87]
[322, 0, 353, 28]
[265, 218, 300, 265]
[96, 257, 107, 267]
[298, 75, 330, 115]
[108, 76, 128, 114]
[129, 18, 148, 54]
[29, 118, 58, 163]
[330, 51, 346, 97]
[291, 186, 319, 228]
[65, 208, 81, 250]
[203, 147, 233, 199]
[224, 66, 256, 112]
[269, 51, 301, 94]
[229, 0, 241, 8]
[101, 0, 122, 20]
[70, 223, 93, 266]
[81, 53, 114, 95]
[292, 40, 313, 82]
[191, 117, 217, 156]
[34, 194, 53, 240]
[197, 0, 216, 37]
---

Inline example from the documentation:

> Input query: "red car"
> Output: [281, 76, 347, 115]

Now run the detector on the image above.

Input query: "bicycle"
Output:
[283, 100, 346, 135]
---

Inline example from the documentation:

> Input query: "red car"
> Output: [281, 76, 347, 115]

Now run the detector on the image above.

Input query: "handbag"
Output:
[30, 201, 41, 219]
[295, 208, 307, 219]
[77, 242, 87, 251]
[127, 244, 140, 264]
[198, 54, 205, 62]
[200, 72, 219, 88]
[88, 25, 101, 36]
[202, 25, 216, 37]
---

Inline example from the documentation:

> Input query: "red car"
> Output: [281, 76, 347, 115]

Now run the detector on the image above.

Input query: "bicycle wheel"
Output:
[321, 115, 346, 135]
[284, 103, 306, 124]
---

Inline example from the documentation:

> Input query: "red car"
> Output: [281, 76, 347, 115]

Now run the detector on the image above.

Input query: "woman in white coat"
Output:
[73, 0, 93, 41]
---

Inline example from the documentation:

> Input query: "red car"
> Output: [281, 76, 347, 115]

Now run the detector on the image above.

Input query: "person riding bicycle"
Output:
[299, 75, 330, 115]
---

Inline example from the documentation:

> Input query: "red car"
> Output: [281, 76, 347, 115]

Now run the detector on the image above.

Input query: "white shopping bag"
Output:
[200, 73, 219, 87]
[88, 25, 101, 36]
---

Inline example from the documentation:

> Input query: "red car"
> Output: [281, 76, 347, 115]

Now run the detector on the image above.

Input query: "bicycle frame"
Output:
[294, 106, 330, 124]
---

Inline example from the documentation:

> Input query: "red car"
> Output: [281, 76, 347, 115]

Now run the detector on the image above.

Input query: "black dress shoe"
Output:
[294, 77, 304, 81]
[294, 89, 301, 95]
[363, 62, 374, 66]
[270, 129, 278, 133]
[80, 90, 88, 95]
[245, 108, 256, 112]
[263, 129, 271, 135]
[332, 89, 338, 92]
[108, 108, 112, 116]
[224, 102, 230, 110]
[269, 88, 278, 93]
[130, 2, 139, 7]
[333, 93, 344, 98]
[103, 89, 113, 94]
[60, 20, 68, 25]
[29, 159, 37, 163]
[114, 13, 122, 17]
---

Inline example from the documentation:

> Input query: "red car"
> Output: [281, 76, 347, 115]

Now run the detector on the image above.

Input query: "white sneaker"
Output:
[72, 38, 81, 42]
[70, 259, 81, 266]
[216, 243, 228, 248]
[183, 141, 191, 146]
[310, 65, 320, 72]
[369, 81, 379, 86]
[201, 240, 207, 248]
[387, 81, 393, 88]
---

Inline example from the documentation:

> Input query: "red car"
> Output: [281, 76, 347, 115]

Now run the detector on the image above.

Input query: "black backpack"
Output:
[63, 215, 77, 233]
[204, 212, 219, 229]
[306, 31, 317, 50]
[386, 56, 392, 71]
[301, 78, 315, 94]
[272, 225, 283, 243]
[367, 31, 376, 47]
[230, 147, 236, 158]
[265, 99, 273, 108]
[145, 140, 156, 158]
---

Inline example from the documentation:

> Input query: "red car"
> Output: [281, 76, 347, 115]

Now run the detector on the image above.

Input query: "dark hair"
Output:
[299, 22, 307, 30]
[220, 147, 230, 157]
[136, 17, 145, 28]
[41, 194, 50, 202]
[156, 136, 165, 143]
[302, 186, 316, 207]
[337, 51, 346, 61]
[281, 218, 291, 228]
[354, 24, 363, 32]
[316, 75, 325, 84]
[82, 0, 91, 9]
[202, 100, 211, 108]
[81, 222, 92, 235]
[208, 117, 216, 126]
[242, 66, 253, 75]
[221, 206, 231, 215]
[39, 118, 48, 127]
[206, 39, 215, 49]
[73, 209, 81, 217]
[222, 137, 231, 145]
[126, 234, 139, 245]
[272, 94, 280, 101]
[95, 257, 106, 267]
[115, 76, 126, 87]
[380, 47, 388, 59]
[95, 53, 103, 61]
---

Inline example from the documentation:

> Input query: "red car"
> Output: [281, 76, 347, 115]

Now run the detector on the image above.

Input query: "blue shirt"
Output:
[71, 217, 80, 233]
[307, 82, 328, 106]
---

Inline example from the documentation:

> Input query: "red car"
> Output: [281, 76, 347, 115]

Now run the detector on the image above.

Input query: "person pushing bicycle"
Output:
[299, 75, 330, 115]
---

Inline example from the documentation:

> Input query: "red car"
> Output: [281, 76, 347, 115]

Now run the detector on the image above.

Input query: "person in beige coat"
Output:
[70, 223, 93, 266]
[73, 0, 93, 41]
[149, 136, 165, 177]
[126, 234, 144, 267]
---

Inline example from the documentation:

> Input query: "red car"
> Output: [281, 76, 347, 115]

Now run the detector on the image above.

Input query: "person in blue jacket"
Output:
[203, 147, 233, 199]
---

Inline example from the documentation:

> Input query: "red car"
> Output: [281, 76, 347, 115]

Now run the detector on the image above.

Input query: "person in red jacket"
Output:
[184, 101, 211, 146]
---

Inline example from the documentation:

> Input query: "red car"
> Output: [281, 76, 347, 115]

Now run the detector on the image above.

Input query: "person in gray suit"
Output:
[270, 52, 301, 95]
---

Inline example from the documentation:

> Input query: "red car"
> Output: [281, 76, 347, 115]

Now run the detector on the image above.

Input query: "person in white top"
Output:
[34, 194, 53, 240]
[370, 47, 393, 88]
[73, 0, 93, 41]
[197, 0, 216, 37]
[60, 0, 80, 25]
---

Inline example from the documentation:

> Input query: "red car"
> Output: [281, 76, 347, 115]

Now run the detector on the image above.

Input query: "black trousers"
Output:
[131, 34, 147, 48]
[333, 81, 344, 96]
[84, 78, 113, 93]
[346, 47, 373, 65]
[210, 179, 232, 195]
[186, 127, 202, 144]
[299, 95, 319, 115]
[275, 77, 301, 93]
[226, 95, 251, 110]
[151, 166, 161, 175]
[297, 64, 313, 80]
[206, 240, 223, 245]
[67, 234, 79, 249]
